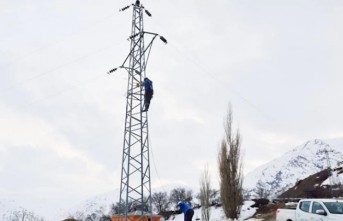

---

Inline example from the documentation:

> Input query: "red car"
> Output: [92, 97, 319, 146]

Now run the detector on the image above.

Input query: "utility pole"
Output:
[320, 146, 335, 197]
[108, 1, 166, 220]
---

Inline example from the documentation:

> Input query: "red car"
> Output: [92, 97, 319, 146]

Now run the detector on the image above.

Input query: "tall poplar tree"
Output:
[218, 105, 244, 219]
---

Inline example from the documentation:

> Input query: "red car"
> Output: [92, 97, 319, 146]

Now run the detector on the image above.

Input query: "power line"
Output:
[149, 17, 272, 121]
[0, 13, 116, 70]
[168, 41, 272, 121]
[0, 45, 113, 96]
[9, 74, 104, 113]
[148, 136, 168, 194]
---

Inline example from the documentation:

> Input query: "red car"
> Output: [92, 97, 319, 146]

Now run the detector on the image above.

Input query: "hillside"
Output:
[279, 167, 343, 199]
[244, 138, 343, 198]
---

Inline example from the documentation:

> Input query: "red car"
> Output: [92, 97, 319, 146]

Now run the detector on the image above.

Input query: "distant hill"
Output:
[279, 166, 343, 199]
[243, 138, 343, 198]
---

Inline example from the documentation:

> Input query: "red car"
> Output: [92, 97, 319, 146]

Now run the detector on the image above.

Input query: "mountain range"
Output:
[243, 138, 343, 198]
[1, 138, 342, 220]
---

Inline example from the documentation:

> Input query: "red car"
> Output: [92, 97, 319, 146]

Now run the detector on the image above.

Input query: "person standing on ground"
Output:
[177, 201, 194, 221]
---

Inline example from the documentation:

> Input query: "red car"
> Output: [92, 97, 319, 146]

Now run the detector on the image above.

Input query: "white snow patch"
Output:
[164, 201, 257, 221]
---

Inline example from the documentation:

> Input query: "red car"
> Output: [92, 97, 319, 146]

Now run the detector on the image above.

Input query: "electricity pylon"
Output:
[318, 145, 336, 197]
[108, 1, 166, 220]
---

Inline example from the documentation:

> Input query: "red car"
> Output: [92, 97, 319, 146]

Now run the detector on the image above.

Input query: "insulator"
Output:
[160, 36, 168, 44]
[129, 32, 141, 39]
[120, 5, 130, 11]
[108, 68, 117, 74]
[145, 10, 152, 17]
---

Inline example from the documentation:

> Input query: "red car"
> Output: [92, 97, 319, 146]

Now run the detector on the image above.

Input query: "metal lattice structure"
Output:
[108, 1, 166, 220]
[318, 145, 335, 197]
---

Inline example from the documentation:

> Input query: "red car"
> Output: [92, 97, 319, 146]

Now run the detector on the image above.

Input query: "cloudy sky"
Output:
[1, 0, 343, 209]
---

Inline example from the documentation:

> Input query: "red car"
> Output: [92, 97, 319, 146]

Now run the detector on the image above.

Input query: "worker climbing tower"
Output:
[108, 1, 166, 220]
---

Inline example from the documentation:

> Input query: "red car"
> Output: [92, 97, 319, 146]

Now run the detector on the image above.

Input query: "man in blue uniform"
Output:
[177, 201, 194, 221]
[140, 77, 154, 112]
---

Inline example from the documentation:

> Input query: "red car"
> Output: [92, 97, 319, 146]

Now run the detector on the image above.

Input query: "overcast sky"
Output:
[1, 0, 343, 209]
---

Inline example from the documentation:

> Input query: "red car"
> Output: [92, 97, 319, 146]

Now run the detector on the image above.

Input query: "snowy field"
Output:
[164, 201, 258, 221]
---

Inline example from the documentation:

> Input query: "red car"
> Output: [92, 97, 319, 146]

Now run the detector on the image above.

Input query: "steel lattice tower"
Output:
[108, 1, 166, 220]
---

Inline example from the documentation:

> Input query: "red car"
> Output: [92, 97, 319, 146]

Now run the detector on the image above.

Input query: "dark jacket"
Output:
[142, 78, 153, 91]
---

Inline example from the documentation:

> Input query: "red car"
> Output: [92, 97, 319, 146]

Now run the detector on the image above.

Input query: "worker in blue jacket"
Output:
[138, 77, 154, 112]
[177, 201, 194, 221]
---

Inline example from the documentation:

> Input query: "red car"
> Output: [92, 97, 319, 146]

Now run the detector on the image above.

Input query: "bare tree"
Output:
[199, 164, 211, 221]
[196, 189, 219, 206]
[151, 191, 169, 213]
[254, 180, 271, 199]
[4, 209, 46, 221]
[242, 188, 252, 200]
[169, 187, 193, 205]
[218, 105, 244, 220]
[110, 200, 134, 215]
[210, 189, 220, 205]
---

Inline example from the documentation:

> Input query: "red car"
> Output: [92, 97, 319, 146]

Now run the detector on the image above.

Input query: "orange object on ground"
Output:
[112, 215, 161, 221]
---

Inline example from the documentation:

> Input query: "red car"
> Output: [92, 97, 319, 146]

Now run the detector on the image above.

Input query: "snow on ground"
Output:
[164, 201, 257, 221]
[322, 171, 343, 186]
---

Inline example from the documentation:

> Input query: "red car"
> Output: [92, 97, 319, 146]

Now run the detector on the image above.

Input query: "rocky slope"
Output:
[243, 138, 343, 198]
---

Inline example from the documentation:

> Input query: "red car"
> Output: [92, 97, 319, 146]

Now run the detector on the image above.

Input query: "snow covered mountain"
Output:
[243, 138, 343, 198]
